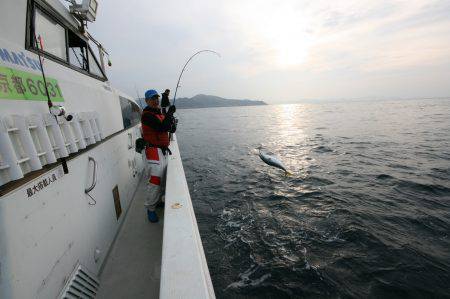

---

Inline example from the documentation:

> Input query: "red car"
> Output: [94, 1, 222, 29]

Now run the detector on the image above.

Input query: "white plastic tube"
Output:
[0, 118, 23, 183]
[9, 115, 42, 171]
[78, 112, 96, 145]
[28, 114, 57, 165]
[71, 113, 87, 149]
[59, 117, 78, 154]
[44, 114, 69, 158]
[88, 112, 101, 142]
[93, 112, 104, 139]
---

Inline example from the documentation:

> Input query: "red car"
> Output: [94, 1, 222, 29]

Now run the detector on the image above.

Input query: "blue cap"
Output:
[145, 89, 159, 99]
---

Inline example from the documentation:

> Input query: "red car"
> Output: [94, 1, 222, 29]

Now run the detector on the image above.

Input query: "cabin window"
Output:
[28, 1, 107, 81]
[120, 97, 142, 129]
[88, 48, 103, 77]
[68, 30, 88, 71]
[34, 7, 67, 60]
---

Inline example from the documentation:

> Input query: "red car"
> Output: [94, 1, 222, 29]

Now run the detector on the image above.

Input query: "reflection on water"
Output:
[177, 99, 450, 298]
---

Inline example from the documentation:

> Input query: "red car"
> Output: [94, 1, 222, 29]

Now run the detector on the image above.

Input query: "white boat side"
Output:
[0, 0, 215, 298]
[162, 135, 216, 299]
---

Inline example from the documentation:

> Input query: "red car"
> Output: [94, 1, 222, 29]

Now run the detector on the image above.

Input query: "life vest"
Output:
[141, 110, 170, 147]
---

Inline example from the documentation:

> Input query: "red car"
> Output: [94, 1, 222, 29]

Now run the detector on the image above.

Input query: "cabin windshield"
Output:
[29, 1, 107, 80]
[68, 30, 88, 71]
[88, 48, 103, 77]
[34, 7, 67, 60]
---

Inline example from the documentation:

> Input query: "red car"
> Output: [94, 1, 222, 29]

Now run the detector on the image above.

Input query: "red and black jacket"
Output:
[141, 107, 173, 147]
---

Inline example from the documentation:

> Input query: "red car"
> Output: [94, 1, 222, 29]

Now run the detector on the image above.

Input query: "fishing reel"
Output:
[50, 105, 73, 121]
[169, 117, 178, 134]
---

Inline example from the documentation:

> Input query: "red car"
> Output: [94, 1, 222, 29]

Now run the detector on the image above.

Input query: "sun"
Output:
[271, 28, 312, 68]
[232, 1, 313, 68]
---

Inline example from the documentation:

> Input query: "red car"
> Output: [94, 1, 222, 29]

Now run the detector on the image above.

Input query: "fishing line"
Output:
[173, 50, 221, 105]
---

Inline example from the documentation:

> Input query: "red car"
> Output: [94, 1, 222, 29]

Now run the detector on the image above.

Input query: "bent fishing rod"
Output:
[172, 50, 221, 106]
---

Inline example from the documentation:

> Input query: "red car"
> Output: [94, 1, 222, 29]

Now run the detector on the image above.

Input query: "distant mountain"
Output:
[174, 94, 267, 109]
[135, 94, 267, 109]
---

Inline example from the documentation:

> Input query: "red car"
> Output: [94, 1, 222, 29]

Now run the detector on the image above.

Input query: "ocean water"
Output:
[176, 99, 450, 298]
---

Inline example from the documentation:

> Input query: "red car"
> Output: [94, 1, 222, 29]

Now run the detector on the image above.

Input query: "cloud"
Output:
[86, 0, 450, 101]
[224, 0, 450, 73]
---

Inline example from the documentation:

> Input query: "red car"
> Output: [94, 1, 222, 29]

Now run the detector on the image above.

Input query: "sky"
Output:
[86, 0, 450, 103]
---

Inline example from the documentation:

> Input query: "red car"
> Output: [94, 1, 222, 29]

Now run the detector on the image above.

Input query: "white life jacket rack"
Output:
[0, 112, 104, 187]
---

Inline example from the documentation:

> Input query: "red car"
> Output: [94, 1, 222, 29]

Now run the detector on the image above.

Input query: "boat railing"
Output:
[160, 134, 216, 299]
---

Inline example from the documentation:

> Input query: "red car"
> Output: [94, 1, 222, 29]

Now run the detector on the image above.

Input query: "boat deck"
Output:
[97, 176, 163, 299]
[96, 135, 215, 299]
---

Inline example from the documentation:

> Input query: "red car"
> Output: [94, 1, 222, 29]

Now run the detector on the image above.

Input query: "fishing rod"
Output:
[34, 34, 71, 174]
[34, 34, 54, 110]
[34, 34, 73, 122]
[173, 49, 221, 105]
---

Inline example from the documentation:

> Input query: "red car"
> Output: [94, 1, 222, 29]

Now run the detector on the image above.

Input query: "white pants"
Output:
[144, 147, 168, 211]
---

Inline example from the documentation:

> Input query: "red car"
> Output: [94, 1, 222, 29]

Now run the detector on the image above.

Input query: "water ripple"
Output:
[178, 99, 450, 298]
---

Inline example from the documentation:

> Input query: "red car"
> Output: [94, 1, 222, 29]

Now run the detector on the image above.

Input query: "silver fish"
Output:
[259, 150, 290, 174]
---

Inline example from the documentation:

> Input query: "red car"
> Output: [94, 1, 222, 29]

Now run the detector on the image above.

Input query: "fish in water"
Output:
[258, 150, 291, 175]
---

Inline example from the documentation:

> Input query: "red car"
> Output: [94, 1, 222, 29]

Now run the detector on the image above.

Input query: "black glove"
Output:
[135, 138, 146, 153]
[167, 105, 176, 115]
[169, 118, 177, 133]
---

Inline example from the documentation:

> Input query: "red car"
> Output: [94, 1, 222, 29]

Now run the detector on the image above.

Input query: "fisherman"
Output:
[141, 89, 176, 222]
[161, 89, 171, 114]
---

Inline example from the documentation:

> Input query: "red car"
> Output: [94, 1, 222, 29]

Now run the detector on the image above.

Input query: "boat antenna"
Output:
[173, 50, 220, 105]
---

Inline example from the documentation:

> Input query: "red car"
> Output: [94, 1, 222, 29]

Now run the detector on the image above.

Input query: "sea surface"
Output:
[176, 99, 450, 298]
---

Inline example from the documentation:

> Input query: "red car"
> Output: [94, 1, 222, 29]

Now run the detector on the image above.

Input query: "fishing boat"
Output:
[0, 0, 214, 298]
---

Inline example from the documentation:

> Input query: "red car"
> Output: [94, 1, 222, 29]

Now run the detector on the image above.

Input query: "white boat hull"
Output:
[0, 127, 144, 298]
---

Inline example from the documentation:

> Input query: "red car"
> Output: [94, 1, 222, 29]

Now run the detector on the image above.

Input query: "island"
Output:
[137, 94, 267, 109]
[174, 94, 267, 109]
